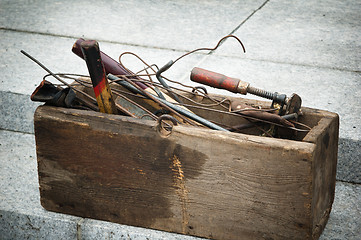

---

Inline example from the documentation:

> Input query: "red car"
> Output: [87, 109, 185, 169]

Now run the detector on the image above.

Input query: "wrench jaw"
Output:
[271, 92, 287, 114]
[271, 93, 302, 116]
[275, 93, 302, 139]
[285, 93, 302, 115]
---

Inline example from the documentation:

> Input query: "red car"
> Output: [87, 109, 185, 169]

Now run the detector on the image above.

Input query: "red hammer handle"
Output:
[72, 38, 147, 90]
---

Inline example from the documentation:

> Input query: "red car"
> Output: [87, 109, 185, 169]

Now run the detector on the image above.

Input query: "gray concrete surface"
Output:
[0, 0, 265, 51]
[0, 91, 41, 133]
[0, 0, 360, 239]
[213, 0, 361, 71]
[319, 182, 361, 240]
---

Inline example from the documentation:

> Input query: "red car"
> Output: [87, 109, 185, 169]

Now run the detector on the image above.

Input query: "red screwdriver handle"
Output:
[190, 67, 249, 94]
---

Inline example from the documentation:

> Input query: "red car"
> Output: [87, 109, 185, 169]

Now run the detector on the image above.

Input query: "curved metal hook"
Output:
[157, 114, 178, 137]
[192, 86, 208, 95]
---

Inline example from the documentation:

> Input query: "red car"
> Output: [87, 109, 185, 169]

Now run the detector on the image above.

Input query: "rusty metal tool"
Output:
[229, 112, 300, 132]
[22, 49, 133, 117]
[21, 50, 103, 111]
[73, 38, 190, 114]
[80, 40, 119, 114]
[108, 74, 229, 131]
[31, 79, 98, 110]
[230, 101, 295, 128]
[190, 67, 302, 114]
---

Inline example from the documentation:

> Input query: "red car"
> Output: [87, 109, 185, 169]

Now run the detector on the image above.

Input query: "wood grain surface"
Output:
[34, 99, 338, 240]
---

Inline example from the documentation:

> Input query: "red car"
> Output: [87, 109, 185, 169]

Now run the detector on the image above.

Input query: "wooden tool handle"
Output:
[80, 40, 118, 114]
[73, 38, 148, 90]
[190, 67, 249, 94]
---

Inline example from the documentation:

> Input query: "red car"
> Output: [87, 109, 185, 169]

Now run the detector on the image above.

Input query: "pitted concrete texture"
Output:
[0, 91, 41, 133]
[0, 29, 203, 95]
[337, 138, 361, 183]
[213, 0, 361, 71]
[0, 0, 265, 51]
[0, 211, 80, 240]
[79, 218, 204, 240]
[319, 182, 361, 240]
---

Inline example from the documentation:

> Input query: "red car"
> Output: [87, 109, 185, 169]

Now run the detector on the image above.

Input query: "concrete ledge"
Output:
[319, 182, 361, 240]
[0, 210, 80, 240]
[0, 210, 203, 240]
[0, 91, 40, 134]
[0, 0, 265, 51]
[79, 218, 203, 240]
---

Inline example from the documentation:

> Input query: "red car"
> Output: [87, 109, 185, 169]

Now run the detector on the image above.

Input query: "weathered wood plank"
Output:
[303, 112, 339, 239]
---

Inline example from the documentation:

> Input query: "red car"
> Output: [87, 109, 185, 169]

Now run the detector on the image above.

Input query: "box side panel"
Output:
[309, 114, 339, 239]
[34, 106, 183, 227]
[34, 106, 315, 240]
[170, 130, 316, 240]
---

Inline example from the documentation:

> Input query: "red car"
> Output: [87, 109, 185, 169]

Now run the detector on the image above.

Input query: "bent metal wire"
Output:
[24, 35, 310, 135]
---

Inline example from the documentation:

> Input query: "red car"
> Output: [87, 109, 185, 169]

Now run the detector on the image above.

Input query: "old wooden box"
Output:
[34, 90, 338, 240]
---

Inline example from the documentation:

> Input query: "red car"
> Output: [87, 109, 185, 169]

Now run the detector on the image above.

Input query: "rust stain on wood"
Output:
[170, 155, 189, 233]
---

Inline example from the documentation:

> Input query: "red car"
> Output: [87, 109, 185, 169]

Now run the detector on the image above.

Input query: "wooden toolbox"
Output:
[34, 90, 339, 240]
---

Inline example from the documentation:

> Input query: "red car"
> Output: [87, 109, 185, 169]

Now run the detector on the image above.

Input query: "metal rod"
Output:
[108, 74, 229, 131]
[111, 90, 158, 120]
[21, 50, 99, 111]
[155, 60, 182, 103]
[21, 50, 136, 117]
[108, 74, 196, 126]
